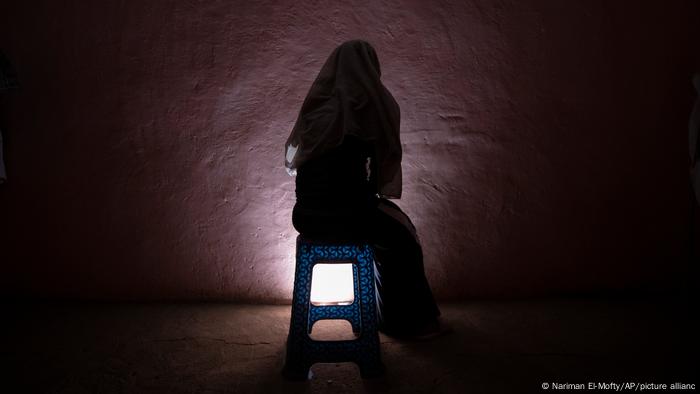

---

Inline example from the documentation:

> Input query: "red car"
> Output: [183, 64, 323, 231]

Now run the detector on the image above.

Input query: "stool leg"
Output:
[282, 336, 312, 380]
[282, 242, 314, 380]
[350, 264, 362, 335]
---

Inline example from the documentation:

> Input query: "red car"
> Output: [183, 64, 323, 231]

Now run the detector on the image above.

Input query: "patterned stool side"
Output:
[283, 236, 384, 380]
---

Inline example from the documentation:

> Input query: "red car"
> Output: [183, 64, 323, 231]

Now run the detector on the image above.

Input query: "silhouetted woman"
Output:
[284, 40, 441, 338]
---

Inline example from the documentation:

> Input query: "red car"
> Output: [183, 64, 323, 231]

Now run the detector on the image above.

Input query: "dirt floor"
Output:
[6, 296, 698, 393]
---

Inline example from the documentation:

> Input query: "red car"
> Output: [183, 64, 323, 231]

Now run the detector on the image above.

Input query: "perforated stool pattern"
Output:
[282, 236, 385, 379]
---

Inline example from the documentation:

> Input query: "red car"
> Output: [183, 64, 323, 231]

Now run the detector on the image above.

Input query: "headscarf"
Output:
[284, 40, 402, 198]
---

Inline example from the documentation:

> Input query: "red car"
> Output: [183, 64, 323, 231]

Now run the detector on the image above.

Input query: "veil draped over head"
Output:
[284, 40, 402, 198]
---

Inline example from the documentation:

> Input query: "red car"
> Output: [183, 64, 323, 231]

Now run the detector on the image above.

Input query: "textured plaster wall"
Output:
[1, 1, 698, 301]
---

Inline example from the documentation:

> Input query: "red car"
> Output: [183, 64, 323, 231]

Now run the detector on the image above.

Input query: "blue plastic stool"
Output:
[282, 235, 385, 380]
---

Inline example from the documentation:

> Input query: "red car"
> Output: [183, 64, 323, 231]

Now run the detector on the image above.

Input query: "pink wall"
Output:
[1, 1, 698, 301]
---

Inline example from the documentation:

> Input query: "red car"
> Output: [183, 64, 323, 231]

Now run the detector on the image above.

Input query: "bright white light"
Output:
[310, 263, 354, 305]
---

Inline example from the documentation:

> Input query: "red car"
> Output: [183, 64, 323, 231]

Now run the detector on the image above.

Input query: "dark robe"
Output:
[292, 135, 440, 335]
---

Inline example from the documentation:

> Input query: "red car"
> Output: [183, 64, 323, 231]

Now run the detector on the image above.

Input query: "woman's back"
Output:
[292, 135, 377, 241]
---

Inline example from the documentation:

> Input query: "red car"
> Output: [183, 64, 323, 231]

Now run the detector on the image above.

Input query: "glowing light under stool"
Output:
[310, 263, 354, 305]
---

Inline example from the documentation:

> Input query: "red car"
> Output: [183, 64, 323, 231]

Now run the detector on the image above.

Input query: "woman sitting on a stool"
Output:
[284, 40, 442, 339]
